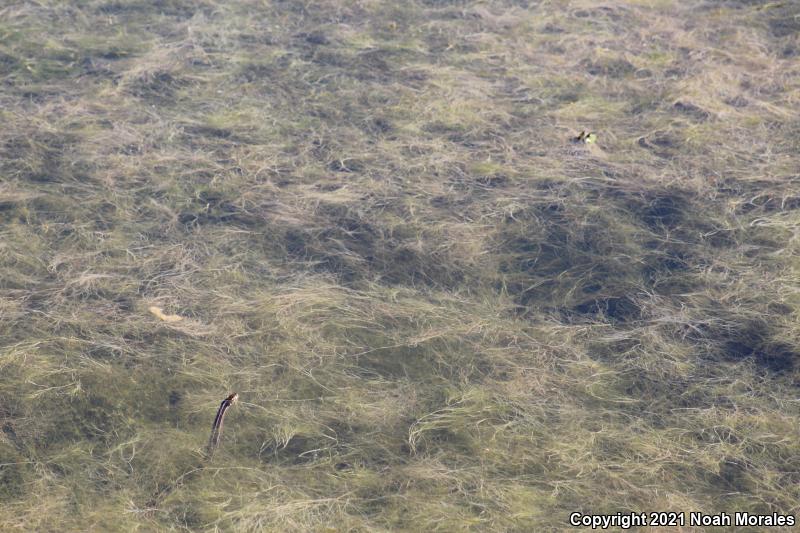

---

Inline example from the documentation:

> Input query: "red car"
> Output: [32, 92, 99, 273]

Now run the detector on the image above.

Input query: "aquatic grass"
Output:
[1, 0, 799, 530]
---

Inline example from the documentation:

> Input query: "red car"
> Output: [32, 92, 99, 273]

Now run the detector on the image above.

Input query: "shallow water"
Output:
[1, 0, 799, 530]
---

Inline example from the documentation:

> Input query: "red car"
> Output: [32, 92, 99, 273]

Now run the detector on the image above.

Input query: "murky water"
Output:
[1, 0, 799, 530]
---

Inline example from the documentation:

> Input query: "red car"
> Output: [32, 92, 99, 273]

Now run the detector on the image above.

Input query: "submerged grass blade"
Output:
[1, 0, 799, 530]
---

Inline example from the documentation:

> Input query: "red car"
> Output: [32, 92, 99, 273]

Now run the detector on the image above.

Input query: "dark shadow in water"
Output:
[769, 9, 800, 38]
[570, 295, 641, 323]
[673, 101, 710, 121]
[632, 189, 690, 231]
[582, 57, 635, 79]
[499, 187, 694, 321]
[97, 0, 203, 18]
[177, 189, 261, 228]
[282, 204, 463, 288]
[715, 458, 752, 492]
[637, 132, 682, 159]
[692, 317, 797, 373]
[1, 132, 78, 184]
[126, 71, 187, 102]
[642, 195, 684, 230]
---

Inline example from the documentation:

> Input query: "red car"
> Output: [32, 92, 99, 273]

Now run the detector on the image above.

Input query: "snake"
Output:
[206, 392, 238, 458]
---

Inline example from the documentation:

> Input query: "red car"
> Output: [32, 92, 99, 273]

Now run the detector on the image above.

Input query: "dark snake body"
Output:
[206, 392, 238, 458]
[146, 392, 240, 511]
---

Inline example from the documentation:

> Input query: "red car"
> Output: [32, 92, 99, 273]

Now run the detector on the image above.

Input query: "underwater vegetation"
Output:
[1, 0, 799, 530]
